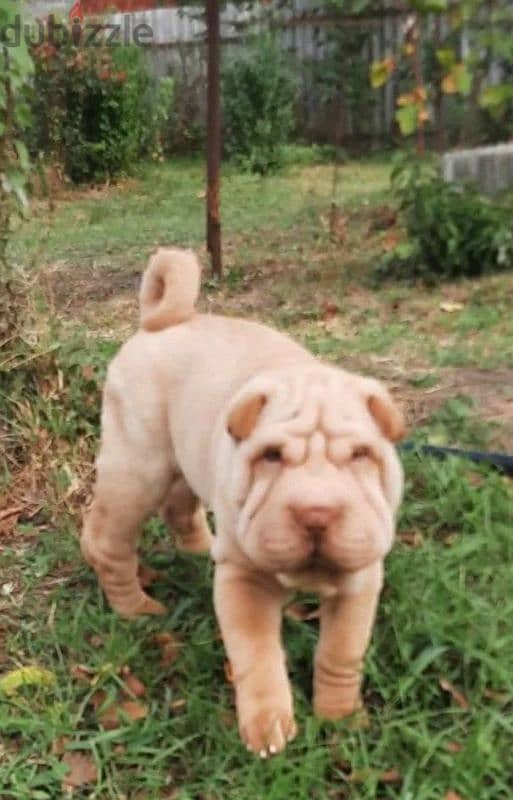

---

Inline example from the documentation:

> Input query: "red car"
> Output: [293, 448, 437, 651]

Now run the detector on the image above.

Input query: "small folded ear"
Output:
[227, 393, 267, 441]
[365, 380, 406, 442]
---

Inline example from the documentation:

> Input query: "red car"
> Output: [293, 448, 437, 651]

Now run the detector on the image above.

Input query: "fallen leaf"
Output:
[62, 751, 97, 790]
[81, 365, 95, 381]
[152, 632, 180, 667]
[196, 190, 206, 199]
[285, 602, 320, 621]
[440, 301, 464, 313]
[0, 666, 56, 695]
[397, 530, 424, 548]
[70, 664, 95, 684]
[379, 768, 402, 784]
[122, 672, 146, 698]
[322, 300, 338, 322]
[170, 698, 187, 713]
[350, 766, 401, 785]
[88, 634, 103, 648]
[99, 700, 148, 729]
[120, 699, 148, 720]
[89, 689, 107, 712]
[484, 687, 510, 704]
[445, 741, 464, 754]
[440, 679, 470, 710]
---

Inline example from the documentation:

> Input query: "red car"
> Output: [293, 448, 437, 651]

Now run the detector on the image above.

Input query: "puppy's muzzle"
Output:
[290, 503, 343, 551]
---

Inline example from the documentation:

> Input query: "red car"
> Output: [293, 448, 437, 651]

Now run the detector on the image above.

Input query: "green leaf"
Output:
[0, 666, 56, 695]
[455, 63, 472, 95]
[396, 104, 418, 137]
[442, 63, 472, 96]
[479, 84, 513, 110]
[436, 48, 456, 71]
[369, 58, 394, 89]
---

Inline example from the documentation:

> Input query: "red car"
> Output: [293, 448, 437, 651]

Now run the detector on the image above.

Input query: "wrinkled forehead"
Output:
[262, 370, 371, 439]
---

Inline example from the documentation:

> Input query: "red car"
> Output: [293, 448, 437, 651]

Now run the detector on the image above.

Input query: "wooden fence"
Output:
[28, 0, 506, 147]
[110, 1, 416, 145]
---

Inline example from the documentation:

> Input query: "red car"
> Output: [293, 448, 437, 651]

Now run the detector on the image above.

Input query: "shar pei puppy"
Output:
[81, 247, 405, 757]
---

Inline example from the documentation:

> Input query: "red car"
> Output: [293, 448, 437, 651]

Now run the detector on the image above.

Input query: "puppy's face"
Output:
[224, 368, 405, 576]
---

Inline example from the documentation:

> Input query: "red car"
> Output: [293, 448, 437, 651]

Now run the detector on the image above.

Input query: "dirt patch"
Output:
[42, 261, 142, 315]
[375, 364, 513, 450]
[41, 254, 513, 452]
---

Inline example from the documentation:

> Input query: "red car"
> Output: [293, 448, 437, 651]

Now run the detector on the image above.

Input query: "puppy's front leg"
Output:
[214, 562, 296, 757]
[313, 562, 383, 720]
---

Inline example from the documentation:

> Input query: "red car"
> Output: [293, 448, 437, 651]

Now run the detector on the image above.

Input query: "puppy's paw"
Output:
[175, 511, 213, 555]
[110, 593, 167, 619]
[239, 706, 297, 757]
[313, 694, 364, 722]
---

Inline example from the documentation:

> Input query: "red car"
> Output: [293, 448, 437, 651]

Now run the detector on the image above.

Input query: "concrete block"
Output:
[442, 142, 513, 195]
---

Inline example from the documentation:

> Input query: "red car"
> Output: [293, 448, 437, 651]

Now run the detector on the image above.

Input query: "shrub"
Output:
[30, 22, 173, 183]
[0, 9, 33, 339]
[222, 35, 298, 174]
[378, 155, 513, 283]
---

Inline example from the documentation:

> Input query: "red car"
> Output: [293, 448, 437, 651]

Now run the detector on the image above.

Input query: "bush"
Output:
[30, 23, 173, 183]
[222, 35, 298, 174]
[0, 10, 33, 339]
[378, 155, 513, 283]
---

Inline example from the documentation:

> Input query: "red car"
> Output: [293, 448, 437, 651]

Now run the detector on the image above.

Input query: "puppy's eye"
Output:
[352, 445, 370, 460]
[262, 447, 282, 463]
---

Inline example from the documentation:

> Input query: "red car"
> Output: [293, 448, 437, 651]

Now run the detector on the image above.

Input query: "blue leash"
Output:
[399, 442, 513, 476]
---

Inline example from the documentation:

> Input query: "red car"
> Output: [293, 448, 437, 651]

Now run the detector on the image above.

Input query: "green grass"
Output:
[2, 447, 512, 799]
[2, 153, 513, 799]
[13, 157, 391, 273]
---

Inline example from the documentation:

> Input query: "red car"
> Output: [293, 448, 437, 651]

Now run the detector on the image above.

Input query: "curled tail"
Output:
[139, 247, 201, 332]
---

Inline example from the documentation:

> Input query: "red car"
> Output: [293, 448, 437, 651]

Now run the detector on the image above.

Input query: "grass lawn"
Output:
[1, 154, 513, 799]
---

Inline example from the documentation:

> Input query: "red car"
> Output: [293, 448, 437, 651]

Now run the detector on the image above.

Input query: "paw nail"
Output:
[269, 744, 277, 754]
[259, 749, 268, 759]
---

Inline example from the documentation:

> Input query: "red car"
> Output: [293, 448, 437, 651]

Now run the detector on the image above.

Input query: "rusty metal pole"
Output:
[206, 0, 222, 277]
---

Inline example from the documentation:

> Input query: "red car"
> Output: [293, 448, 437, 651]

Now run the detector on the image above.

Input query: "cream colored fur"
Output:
[81, 247, 405, 757]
